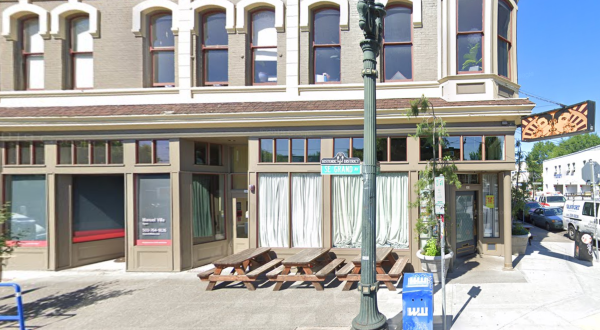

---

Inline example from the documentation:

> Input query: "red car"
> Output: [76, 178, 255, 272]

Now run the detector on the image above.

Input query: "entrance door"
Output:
[233, 198, 249, 253]
[455, 191, 477, 257]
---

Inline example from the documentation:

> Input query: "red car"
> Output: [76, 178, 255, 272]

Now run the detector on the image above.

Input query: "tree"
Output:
[549, 133, 600, 158]
[525, 141, 555, 189]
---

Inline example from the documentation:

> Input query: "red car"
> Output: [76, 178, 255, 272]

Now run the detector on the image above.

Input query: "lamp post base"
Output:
[351, 317, 387, 330]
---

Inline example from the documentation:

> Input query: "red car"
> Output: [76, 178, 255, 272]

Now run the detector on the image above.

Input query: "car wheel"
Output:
[568, 225, 575, 240]
[546, 223, 551, 231]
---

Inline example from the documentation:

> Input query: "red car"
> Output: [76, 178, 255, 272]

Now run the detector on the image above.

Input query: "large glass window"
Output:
[21, 17, 44, 90]
[136, 174, 171, 245]
[201, 11, 228, 86]
[251, 10, 277, 84]
[463, 136, 483, 160]
[4, 141, 44, 165]
[383, 5, 412, 81]
[137, 140, 169, 164]
[483, 174, 499, 238]
[420, 138, 434, 161]
[59, 141, 72, 164]
[442, 136, 461, 161]
[260, 139, 274, 162]
[150, 13, 175, 86]
[258, 173, 322, 247]
[72, 175, 125, 243]
[485, 136, 505, 160]
[275, 139, 289, 162]
[457, 0, 483, 73]
[497, 0, 511, 78]
[5, 175, 47, 245]
[260, 138, 321, 163]
[307, 139, 321, 162]
[313, 8, 341, 83]
[332, 173, 409, 248]
[75, 141, 89, 164]
[110, 141, 124, 164]
[192, 174, 225, 243]
[70, 16, 93, 89]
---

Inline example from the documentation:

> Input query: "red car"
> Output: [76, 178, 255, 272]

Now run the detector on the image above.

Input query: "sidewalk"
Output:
[0, 226, 598, 330]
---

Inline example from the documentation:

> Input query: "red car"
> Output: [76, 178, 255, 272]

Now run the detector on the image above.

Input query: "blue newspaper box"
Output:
[403, 273, 434, 330]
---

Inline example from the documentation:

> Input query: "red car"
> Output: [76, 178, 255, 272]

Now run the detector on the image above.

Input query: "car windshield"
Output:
[546, 196, 566, 203]
[545, 208, 562, 216]
[527, 203, 541, 208]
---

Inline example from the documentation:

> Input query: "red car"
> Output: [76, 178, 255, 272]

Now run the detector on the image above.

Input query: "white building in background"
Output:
[511, 162, 529, 188]
[542, 145, 600, 196]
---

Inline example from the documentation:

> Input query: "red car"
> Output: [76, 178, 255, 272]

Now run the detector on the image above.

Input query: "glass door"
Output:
[456, 191, 477, 257]
[233, 197, 249, 253]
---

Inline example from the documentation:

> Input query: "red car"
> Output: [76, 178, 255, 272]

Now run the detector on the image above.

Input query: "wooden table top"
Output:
[213, 247, 271, 267]
[352, 247, 394, 266]
[283, 248, 330, 267]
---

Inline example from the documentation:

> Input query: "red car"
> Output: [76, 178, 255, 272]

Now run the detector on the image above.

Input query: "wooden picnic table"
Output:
[336, 247, 408, 291]
[197, 247, 283, 291]
[266, 248, 345, 291]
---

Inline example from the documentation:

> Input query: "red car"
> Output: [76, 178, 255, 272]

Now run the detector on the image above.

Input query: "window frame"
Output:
[68, 15, 93, 90]
[497, 0, 512, 79]
[259, 138, 321, 163]
[192, 172, 227, 245]
[4, 141, 45, 166]
[194, 141, 223, 166]
[20, 16, 44, 91]
[199, 10, 228, 86]
[382, 4, 413, 82]
[149, 12, 175, 87]
[456, 0, 484, 74]
[57, 140, 122, 165]
[312, 7, 341, 85]
[136, 139, 170, 164]
[250, 9, 277, 86]
[419, 135, 506, 162]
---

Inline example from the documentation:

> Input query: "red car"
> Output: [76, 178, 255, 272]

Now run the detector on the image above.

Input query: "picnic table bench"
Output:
[335, 247, 408, 291]
[198, 247, 283, 291]
[266, 248, 344, 291]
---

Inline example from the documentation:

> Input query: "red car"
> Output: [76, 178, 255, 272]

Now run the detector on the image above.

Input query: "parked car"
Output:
[530, 207, 564, 231]
[539, 194, 567, 208]
[563, 199, 599, 240]
[523, 201, 542, 223]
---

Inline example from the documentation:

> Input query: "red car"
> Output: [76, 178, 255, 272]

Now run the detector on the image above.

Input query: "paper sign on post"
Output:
[486, 195, 495, 208]
[434, 175, 445, 215]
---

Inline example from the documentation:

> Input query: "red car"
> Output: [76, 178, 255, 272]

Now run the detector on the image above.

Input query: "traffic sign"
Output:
[321, 165, 361, 175]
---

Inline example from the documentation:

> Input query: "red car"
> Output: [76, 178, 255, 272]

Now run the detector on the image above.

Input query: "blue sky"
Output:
[516, 1, 600, 153]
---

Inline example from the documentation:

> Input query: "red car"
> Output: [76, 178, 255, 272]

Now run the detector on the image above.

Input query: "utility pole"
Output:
[352, 0, 386, 329]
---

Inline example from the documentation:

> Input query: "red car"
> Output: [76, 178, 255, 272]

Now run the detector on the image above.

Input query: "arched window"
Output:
[457, 0, 483, 74]
[20, 17, 44, 90]
[150, 13, 175, 87]
[312, 8, 340, 84]
[200, 11, 228, 86]
[383, 5, 412, 81]
[250, 10, 277, 85]
[497, 0, 512, 78]
[69, 16, 93, 89]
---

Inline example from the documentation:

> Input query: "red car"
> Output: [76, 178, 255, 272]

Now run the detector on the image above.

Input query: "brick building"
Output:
[0, 0, 533, 272]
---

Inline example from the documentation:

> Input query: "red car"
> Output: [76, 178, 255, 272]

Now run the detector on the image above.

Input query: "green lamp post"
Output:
[352, 0, 386, 329]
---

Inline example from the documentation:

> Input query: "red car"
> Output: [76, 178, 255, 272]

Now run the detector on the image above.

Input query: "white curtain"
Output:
[332, 173, 409, 248]
[291, 173, 322, 247]
[332, 176, 363, 247]
[258, 173, 289, 247]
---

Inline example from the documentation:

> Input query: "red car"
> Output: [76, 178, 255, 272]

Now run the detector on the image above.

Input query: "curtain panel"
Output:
[258, 173, 290, 247]
[291, 173, 323, 247]
[483, 173, 500, 238]
[192, 175, 216, 238]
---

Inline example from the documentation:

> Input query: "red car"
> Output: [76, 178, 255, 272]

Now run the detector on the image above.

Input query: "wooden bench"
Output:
[266, 265, 285, 279]
[246, 258, 284, 279]
[197, 268, 215, 280]
[388, 256, 409, 281]
[336, 248, 409, 291]
[268, 248, 340, 291]
[199, 248, 275, 291]
[315, 258, 345, 279]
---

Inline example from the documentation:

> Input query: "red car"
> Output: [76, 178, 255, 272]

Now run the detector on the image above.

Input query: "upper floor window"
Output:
[200, 11, 228, 86]
[457, 0, 483, 74]
[497, 0, 512, 78]
[194, 142, 222, 165]
[137, 140, 169, 164]
[21, 17, 44, 90]
[251, 10, 277, 85]
[69, 16, 93, 89]
[58, 140, 123, 165]
[150, 13, 175, 87]
[5, 142, 44, 165]
[383, 5, 412, 81]
[313, 8, 340, 83]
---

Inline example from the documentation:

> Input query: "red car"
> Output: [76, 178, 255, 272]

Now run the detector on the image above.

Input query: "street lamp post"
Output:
[353, 0, 386, 329]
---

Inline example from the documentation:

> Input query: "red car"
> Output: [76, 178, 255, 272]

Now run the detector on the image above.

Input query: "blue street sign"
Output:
[321, 165, 361, 175]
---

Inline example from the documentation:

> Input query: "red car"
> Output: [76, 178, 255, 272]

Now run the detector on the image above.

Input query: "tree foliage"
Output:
[525, 141, 555, 187]
[549, 133, 600, 158]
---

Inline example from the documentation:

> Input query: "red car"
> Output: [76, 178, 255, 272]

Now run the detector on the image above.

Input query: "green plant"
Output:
[512, 223, 529, 236]
[407, 96, 461, 253]
[461, 42, 482, 71]
[0, 203, 18, 266]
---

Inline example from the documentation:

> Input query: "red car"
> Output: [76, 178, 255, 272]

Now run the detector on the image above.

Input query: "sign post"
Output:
[434, 175, 446, 330]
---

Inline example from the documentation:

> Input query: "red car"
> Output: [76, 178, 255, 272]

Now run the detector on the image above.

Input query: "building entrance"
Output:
[233, 197, 249, 253]
[455, 191, 477, 257]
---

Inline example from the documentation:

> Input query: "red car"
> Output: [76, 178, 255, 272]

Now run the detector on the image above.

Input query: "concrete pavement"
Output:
[0, 225, 598, 330]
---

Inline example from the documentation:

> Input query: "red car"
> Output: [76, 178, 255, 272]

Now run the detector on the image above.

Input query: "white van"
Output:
[539, 194, 566, 208]
[563, 200, 599, 240]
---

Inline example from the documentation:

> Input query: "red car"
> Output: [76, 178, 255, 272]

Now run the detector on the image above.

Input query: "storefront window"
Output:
[275, 139, 289, 162]
[72, 175, 125, 243]
[4, 141, 45, 165]
[192, 174, 225, 243]
[420, 138, 434, 161]
[260, 139, 273, 162]
[155, 140, 170, 163]
[209, 144, 221, 166]
[307, 139, 321, 162]
[483, 173, 499, 238]
[5, 175, 47, 246]
[442, 136, 461, 161]
[332, 173, 409, 248]
[390, 138, 407, 161]
[376, 138, 388, 161]
[334, 138, 350, 157]
[291, 139, 305, 162]
[485, 136, 505, 160]
[463, 136, 482, 160]
[352, 138, 364, 160]
[136, 174, 171, 245]
[260, 138, 321, 163]
[258, 173, 289, 247]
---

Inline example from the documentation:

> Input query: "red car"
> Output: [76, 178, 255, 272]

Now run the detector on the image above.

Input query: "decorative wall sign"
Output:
[521, 101, 595, 142]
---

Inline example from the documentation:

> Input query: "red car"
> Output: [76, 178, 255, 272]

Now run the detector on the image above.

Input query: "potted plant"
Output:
[0, 204, 17, 281]
[407, 96, 461, 283]
[512, 222, 530, 255]
[461, 42, 482, 72]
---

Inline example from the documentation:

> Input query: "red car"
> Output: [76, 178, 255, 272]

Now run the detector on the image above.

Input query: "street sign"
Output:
[321, 165, 361, 175]
[321, 152, 361, 165]
[435, 175, 445, 215]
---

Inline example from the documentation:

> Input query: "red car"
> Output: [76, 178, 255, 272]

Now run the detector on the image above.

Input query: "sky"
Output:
[516, 1, 600, 153]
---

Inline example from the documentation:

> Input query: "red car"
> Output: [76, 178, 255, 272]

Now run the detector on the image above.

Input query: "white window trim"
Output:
[132, 0, 179, 37]
[50, 0, 99, 39]
[379, 0, 421, 27]
[300, 0, 349, 32]
[236, 0, 285, 33]
[191, 0, 236, 34]
[2, 0, 49, 41]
